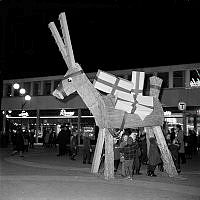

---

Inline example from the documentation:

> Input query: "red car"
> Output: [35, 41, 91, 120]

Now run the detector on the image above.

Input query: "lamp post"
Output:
[13, 83, 31, 126]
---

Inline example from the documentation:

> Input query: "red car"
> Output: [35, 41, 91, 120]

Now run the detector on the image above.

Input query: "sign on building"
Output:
[178, 101, 186, 111]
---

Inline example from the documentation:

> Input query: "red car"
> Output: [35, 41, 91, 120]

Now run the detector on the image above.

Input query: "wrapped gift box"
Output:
[115, 94, 154, 120]
[93, 70, 134, 96]
[131, 71, 145, 95]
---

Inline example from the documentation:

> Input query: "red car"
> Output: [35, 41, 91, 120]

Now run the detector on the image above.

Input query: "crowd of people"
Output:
[9, 123, 93, 164]
[103, 124, 200, 180]
[109, 128, 162, 180]
[7, 123, 200, 179]
[11, 126, 34, 157]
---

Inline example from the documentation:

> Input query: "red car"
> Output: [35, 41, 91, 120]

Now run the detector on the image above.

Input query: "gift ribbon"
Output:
[94, 76, 131, 94]
[116, 97, 154, 114]
[150, 84, 161, 90]
[64, 70, 83, 79]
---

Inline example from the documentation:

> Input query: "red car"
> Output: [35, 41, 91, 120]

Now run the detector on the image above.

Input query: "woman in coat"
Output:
[147, 137, 162, 177]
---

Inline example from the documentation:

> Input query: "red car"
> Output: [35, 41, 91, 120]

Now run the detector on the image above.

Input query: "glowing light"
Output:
[13, 83, 20, 90]
[19, 111, 29, 117]
[19, 88, 26, 95]
[25, 95, 31, 101]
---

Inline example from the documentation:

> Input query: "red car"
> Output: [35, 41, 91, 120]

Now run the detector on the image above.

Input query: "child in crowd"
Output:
[119, 134, 128, 177]
[120, 136, 135, 180]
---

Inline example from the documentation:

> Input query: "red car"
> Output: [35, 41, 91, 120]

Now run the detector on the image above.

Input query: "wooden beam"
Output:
[91, 128, 105, 173]
[153, 126, 178, 177]
[48, 22, 69, 66]
[59, 12, 76, 69]
[104, 128, 114, 179]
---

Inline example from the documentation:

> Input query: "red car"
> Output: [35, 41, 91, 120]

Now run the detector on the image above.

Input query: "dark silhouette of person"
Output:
[83, 132, 92, 164]
[57, 124, 69, 156]
[147, 137, 162, 177]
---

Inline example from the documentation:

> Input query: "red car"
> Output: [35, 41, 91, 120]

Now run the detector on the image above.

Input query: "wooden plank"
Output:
[91, 128, 105, 173]
[48, 22, 68, 65]
[153, 126, 178, 177]
[59, 12, 76, 69]
[104, 128, 114, 179]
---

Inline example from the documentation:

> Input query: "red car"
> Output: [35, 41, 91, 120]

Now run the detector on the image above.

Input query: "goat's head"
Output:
[52, 63, 83, 99]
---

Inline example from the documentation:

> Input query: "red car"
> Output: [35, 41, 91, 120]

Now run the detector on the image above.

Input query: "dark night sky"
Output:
[1, 0, 200, 80]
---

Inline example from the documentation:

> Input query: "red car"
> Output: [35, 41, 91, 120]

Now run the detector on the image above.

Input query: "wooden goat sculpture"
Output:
[49, 12, 178, 179]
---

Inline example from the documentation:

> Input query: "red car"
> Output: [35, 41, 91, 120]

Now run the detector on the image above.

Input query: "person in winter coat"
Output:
[175, 124, 186, 165]
[130, 132, 141, 175]
[119, 134, 128, 177]
[70, 129, 78, 160]
[120, 137, 136, 180]
[83, 132, 92, 164]
[113, 137, 120, 174]
[57, 125, 69, 156]
[139, 132, 148, 165]
[29, 129, 35, 148]
[11, 128, 17, 151]
[168, 138, 181, 174]
[22, 127, 30, 152]
[44, 129, 51, 148]
[147, 137, 162, 177]
[11, 127, 24, 157]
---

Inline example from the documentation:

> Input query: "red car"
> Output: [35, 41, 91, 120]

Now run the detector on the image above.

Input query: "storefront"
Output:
[1, 63, 200, 144]
[5, 108, 96, 145]
[163, 107, 200, 136]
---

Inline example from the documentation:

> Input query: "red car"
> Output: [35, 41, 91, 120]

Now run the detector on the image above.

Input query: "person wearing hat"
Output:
[119, 136, 135, 180]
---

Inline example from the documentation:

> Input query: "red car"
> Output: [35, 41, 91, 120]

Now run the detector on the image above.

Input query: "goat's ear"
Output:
[75, 63, 82, 70]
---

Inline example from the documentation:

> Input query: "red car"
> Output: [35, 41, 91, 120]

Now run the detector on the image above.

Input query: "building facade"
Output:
[1, 63, 200, 144]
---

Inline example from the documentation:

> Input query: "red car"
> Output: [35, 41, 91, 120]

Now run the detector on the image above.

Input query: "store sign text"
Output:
[19, 111, 29, 117]
[190, 78, 200, 87]
[60, 109, 74, 116]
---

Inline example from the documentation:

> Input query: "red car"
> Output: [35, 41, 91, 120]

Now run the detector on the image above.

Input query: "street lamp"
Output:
[13, 83, 20, 90]
[13, 83, 32, 110]
[19, 88, 26, 95]
[13, 83, 32, 127]
[21, 95, 31, 110]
